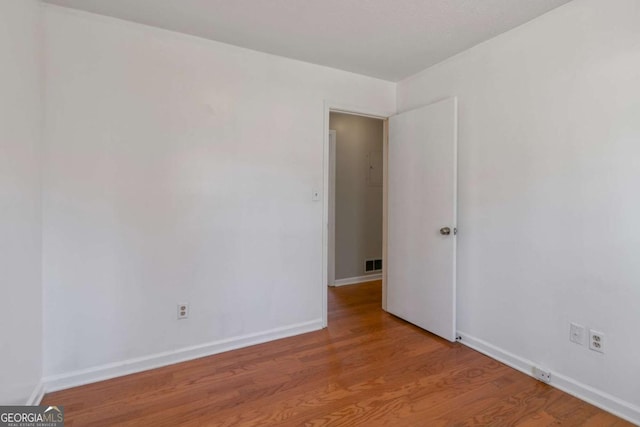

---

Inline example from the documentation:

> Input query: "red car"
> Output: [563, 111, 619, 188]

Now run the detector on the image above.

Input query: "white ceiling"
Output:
[42, 0, 572, 81]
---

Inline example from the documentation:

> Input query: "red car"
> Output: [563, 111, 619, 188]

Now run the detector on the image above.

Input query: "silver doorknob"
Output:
[440, 227, 451, 236]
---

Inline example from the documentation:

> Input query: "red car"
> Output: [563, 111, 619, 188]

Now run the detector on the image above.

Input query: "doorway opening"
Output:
[323, 98, 457, 340]
[323, 105, 390, 327]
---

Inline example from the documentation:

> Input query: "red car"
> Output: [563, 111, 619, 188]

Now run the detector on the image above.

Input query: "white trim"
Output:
[381, 119, 389, 312]
[328, 130, 337, 287]
[322, 101, 393, 327]
[43, 320, 322, 394]
[25, 381, 45, 405]
[332, 274, 382, 287]
[457, 331, 640, 425]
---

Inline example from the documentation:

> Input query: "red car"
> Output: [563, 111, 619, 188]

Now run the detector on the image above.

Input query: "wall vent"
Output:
[364, 258, 383, 273]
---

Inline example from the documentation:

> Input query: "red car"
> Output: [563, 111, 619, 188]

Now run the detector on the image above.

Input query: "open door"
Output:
[387, 97, 457, 342]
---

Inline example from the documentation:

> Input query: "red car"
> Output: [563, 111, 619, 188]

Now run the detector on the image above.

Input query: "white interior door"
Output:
[387, 97, 457, 342]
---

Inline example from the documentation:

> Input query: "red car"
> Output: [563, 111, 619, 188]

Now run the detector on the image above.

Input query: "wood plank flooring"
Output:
[43, 281, 631, 426]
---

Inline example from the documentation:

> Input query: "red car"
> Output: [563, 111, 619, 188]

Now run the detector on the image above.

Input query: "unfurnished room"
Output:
[1, 0, 639, 425]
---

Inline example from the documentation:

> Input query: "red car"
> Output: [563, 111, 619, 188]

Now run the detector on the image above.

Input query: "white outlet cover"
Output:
[589, 329, 605, 353]
[532, 366, 551, 383]
[569, 322, 585, 345]
[177, 303, 189, 319]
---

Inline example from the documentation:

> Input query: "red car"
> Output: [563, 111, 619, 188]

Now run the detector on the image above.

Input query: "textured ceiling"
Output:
[42, 0, 572, 81]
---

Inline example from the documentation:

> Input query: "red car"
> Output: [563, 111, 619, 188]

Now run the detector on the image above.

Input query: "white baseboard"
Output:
[457, 331, 640, 425]
[43, 319, 323, 394]
[332, 274, 382, 287]
[26, 381, 45, 405]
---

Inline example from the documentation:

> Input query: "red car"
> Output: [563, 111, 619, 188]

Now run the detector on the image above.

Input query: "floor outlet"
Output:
[589, 330, 605, 353]
[533, 366, 551, 383]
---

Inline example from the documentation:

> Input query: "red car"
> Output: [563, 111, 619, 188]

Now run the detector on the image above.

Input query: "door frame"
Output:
[328, 129, 336, 288]
[322, 101, 394, 327]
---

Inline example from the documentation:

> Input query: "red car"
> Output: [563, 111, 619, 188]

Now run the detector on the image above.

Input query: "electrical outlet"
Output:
[177, 303, 189, 319]
[569, 322, 585, 345]
[533, 366, 551, 383]
[589, 329, 605, 353]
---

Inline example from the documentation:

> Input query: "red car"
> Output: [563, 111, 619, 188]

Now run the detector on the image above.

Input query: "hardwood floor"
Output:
[43, 281, 631, 426]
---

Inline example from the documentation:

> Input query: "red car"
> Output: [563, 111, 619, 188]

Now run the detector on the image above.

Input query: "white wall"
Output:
[42, 6, 395, 379]
[330, 113, 383, 280]
[398, 0, 640, 417]
[0, 0, 43, 405]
